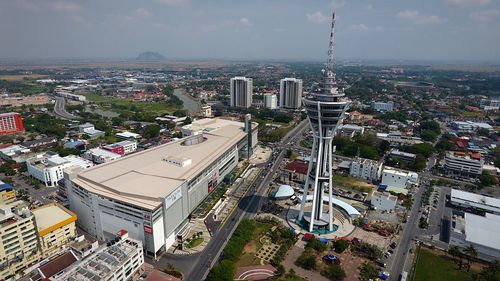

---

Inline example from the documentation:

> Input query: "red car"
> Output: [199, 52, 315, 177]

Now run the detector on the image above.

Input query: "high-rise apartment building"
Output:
[0, 112, 24, 135]
[263, 93, 278, 109]
[230, 77, 253, 108]
[279, 78, 303, 109]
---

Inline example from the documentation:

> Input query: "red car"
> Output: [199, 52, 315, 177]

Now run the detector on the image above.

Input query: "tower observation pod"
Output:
[297, 11, 350, 232]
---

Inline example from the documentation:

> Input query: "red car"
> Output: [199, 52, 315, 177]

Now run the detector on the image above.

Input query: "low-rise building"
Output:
[0, 202, 40, 280]
[389, 149, 416, 162]
[349, 157, 382, 182]
[103, 140, 137, 156]
[0, 112, 25, 135]
[371, 101, 394, 112]
[370, 191, 398, 211]
[450, 212, 500, 261]
[444, 151, 483, 176]
[54, 231, 144, 281]
[32, 203, 77, 258]
[27, 152, 94, 187]
[200, 105, 212, 118]
[451, 121, 493, 133]
[283, 160, 309, 183]
[0, 180, 16, 204]
[155, 115, 187, 127]
[83, 148, 121, 164]
[116, 131, 142, 140]
[21, 137, 58, 150]
[78, 123, 105, 139]
[380, 168, 417, 194]
[0, 145, 31, 162]
[450, 189, 500, 215]
[338, 124, 364, 138]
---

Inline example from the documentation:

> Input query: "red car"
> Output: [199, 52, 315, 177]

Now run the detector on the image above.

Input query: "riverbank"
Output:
[173, 88, 200, 114]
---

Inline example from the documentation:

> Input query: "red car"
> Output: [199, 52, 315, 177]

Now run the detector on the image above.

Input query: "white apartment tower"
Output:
[279, 78, 303, 109]
[230, 77, 253, 108]
[264, 93, 278, 109]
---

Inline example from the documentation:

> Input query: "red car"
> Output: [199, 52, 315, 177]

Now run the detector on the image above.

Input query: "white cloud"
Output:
[201, 24, 217, 32]
[348, 24, 383, 32]
[239, 17, 252, 27]
[397, 10, 447, 24]
[445, 0, 490, 6]
[365, 4, 373, 10]
[330, 0, 347, 8]
[349, 24, 368, 31]
[134, 8, 151, 18]
[49, 1, 81, 13]
[306, 11, 328, 24]
[470, 9, 500, 22]
[154, 0, 190, 7]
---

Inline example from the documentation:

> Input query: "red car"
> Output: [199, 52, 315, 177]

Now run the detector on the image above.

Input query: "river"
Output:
[173, 88, 200, 114]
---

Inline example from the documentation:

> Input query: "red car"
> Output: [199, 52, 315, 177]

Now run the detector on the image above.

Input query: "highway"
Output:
[183, 119, 310, 281]
[53, 97, 76, 119]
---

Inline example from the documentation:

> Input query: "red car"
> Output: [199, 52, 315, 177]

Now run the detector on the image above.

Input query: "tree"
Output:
[183, 116, 192, 125]
[448, 246, 464, 269]
[142, 124, 161, 139]
[332, 240, 349, 253]
[306, 237, 327, 252]
[296, 251, 316, 270]
[321, 265, 346, 280]
[359, 262, 378, 281]
[480, 171, 496, 187]
[205, 259, 234, 281]
[474, 260, 499, 281]
[465, 244, 478, 272]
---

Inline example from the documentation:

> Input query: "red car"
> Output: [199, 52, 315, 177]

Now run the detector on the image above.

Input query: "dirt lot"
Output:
[0, 74, 48, 81]
[351, 228, 394, 250]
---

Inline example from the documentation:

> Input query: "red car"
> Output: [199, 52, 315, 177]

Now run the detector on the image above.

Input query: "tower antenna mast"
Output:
[326, 11, 336, 77]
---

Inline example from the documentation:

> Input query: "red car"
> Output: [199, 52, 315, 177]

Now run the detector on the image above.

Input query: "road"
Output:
[159, 120, 310, 281]
[53, 97, 76, 119]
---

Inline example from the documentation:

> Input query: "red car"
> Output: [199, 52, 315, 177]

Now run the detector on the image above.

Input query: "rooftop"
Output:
[73, 118, 247, 210]
[32, 203, 77, 236]
[451, 189, 500, 209]
[465, 213, 500, 250]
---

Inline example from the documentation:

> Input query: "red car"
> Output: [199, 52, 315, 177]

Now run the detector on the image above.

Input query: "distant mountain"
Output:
[136, 51, 166, 61]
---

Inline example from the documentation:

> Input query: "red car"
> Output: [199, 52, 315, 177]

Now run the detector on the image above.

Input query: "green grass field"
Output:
[332, 174, 374, 193]
[234, 221, 274, 268]
[413, 248, 474, 281]
[83, 92, 179, 114]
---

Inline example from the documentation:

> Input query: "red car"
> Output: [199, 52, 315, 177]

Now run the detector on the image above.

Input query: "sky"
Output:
[1, 0, 499, 62]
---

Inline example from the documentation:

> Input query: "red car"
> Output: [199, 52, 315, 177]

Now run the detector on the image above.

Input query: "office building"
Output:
[350, 158, 382, 182]
[230, 77, 253, 108]
[450, 189, 500, 215]
[54, 230, 144, 281]
[451, 121, 493, 133]
[389, 149, 417, 162]
[66, 118, 257, 257]
[0, 112, 24, 135]
[0, 202, 40, 280]
[0, 144, 31, 163]
[103, 140, 137, 156]
[116, 131, 141, 140]
[32, 203, 77, 258]
[380, 168, 418, 194]
[298, 12, 351, 232]
[83, 148, 121, 164]
[279, 78, 303, 109]
[450, 212, 500, 261]
[27, 152, 94, 187]
[263, 93, 278, 109]
[444, 151, 483, 176]
[371, 101, 394, 112]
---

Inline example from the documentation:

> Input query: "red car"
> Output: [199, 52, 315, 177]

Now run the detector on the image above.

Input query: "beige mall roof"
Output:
[73, 118, 247, 210]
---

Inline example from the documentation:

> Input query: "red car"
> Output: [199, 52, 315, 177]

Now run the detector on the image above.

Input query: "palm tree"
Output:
[448, 246, 464, 269]
[465, 245, 478, 272]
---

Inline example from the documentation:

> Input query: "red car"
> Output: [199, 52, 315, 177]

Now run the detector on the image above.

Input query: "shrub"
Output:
[321, 264, 346, 280]
[332, 240, 349, 253]
[296, 251, 316, 270]
[306, 237, 327, 252]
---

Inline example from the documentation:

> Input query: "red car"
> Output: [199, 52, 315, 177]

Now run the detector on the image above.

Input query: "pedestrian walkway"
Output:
[167, 219, 211, 255]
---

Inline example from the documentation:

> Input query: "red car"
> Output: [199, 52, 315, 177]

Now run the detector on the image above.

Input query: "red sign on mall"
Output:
[144, 225, 153, 234]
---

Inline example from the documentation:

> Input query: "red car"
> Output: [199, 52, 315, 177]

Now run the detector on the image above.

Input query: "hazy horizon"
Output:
[1, 0, 500, 62]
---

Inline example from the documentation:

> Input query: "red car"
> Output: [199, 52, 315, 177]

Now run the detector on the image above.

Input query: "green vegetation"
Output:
[0, 79, 54, 95]
[258, 123, 293, 142]
[359, 262, 378, 281]
[321, 264, 346, 281]
[419, 120, 441, 142]
[23, 113, 66, 138]
[413, 248, 476, 281]
[333, 133, 389, 160]
[332, 174, 374, 193]
[142, 124, 161, 139]
[377, 111, 407, 123]
[0, 163, 16, 176]
[52, 146, 82, 157]
[185, 234, 204, 249]
[332, 240, 349, 253]
[286, 149, 299, 160]
[479, 171, 497, 187]
[351, 242, 383, 261]
[206, 219, 255, 281]
[305, 237, 327, 252]
[163, 263, 183, 280]
[296, 250, 317, 270]
[277, 269, 306, 281]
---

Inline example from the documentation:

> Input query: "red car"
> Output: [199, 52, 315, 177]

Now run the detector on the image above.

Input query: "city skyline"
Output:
[1, 0, 500, 62]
